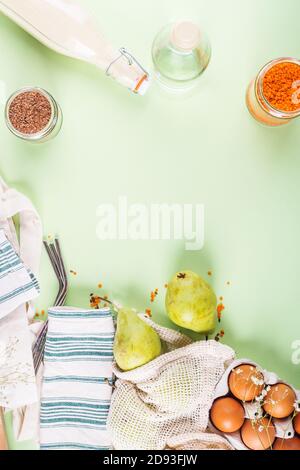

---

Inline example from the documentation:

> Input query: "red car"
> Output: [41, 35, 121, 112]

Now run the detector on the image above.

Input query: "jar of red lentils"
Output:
[5, 87, 62, 142]
[246, 57, 300, 127]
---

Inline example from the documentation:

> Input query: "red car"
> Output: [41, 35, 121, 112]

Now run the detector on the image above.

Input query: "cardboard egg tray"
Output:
[209, 358, 300, 450]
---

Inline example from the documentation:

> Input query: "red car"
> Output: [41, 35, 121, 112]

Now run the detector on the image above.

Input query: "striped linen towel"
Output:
[40, 307, 114, 450]
[0, 229, 40, 320]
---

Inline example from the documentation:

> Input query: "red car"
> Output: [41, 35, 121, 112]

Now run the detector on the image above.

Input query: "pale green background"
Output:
[1, 0, 300, 450]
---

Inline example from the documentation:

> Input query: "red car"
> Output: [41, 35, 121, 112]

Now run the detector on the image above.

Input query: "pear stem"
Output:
[177, 272, 186, 279]
[97, 296, 114, 306]
[95, 296, 119, 316]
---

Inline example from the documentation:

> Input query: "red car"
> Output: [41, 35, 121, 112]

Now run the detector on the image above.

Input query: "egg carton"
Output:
[209, 358, 300, 450]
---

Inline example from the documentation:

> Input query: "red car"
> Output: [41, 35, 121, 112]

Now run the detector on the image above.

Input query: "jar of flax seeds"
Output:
[5, 87, 62, 142]
[246, 57, 300, 127]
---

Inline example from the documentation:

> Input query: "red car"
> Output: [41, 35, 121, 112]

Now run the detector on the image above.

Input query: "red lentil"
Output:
[263, 62, 300, 112]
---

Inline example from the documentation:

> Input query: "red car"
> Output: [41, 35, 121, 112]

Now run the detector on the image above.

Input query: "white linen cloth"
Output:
[0, 306, 37, 409]
[0, 229, 40, 320]
[0, 177, 43, 442]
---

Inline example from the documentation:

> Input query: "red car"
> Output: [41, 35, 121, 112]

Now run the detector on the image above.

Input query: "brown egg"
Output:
[228, 364, 264, 402]
[294, 413, 300, 435]
[263, 383, 296, 419]
[273, 437, 300, 450]
[210, 397, 245, 433]
[241, 418, 276, 450]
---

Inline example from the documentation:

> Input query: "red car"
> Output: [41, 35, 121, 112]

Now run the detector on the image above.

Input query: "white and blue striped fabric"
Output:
[0, 229, 40, 320]
[40, 307, 114, 451]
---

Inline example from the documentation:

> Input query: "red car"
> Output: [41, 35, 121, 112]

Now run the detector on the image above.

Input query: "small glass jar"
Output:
[246, 58, 300, 127]
[5, 87, 63, 142]
[152, 21, 211, 93]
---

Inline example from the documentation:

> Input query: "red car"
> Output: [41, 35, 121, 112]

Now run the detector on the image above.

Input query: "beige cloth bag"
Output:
[165, 433, 234, 450]
[107, 316, 235, 450]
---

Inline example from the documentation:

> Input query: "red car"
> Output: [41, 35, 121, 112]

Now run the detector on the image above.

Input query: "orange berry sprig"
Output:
[90, 294, 102, 309]
[217, 302, 225, 323]
[90, 293, 115, 311]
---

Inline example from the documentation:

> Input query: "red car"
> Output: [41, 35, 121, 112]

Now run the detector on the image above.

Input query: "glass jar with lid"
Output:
[5, 87, 63, 142]
[246, 58, 300, 127]
[152, 20, 211, 93]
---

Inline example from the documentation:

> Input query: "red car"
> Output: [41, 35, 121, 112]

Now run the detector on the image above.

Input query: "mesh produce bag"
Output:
[165, 432, 234, 450]
[107, 316, 235, 450]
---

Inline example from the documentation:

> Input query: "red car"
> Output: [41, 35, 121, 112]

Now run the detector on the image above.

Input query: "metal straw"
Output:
[32, 237, 68, 373]
[54, 238, 68, 306]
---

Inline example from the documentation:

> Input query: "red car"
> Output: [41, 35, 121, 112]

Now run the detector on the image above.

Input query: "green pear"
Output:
[166, 271, 217, 333]
[114, 308, 161, 371]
